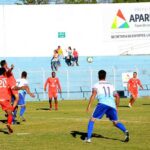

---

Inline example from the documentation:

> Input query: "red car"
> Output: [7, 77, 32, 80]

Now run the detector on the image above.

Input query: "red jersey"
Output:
[128, 78, 141, 93]
[44, 77, 61, 93]
[0, 75, 15, 101]
[73, 50, 78, 58]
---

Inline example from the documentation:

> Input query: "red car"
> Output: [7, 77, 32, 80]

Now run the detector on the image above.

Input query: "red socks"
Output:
[55, 102, 58, 110]
[7, 114, 13, 125]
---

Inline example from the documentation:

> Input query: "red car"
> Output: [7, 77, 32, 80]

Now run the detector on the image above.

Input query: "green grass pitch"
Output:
[0, 98, 150, 150]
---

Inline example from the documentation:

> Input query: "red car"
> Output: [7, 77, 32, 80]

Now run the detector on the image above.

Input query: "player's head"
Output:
[133, 72, 137, 78]
[52, 71, 56, 78]
[0, 60, 7, 68]
[21, 71, 27, 79]
[98, 70, 106, 80]
[0, 67, 6, 76]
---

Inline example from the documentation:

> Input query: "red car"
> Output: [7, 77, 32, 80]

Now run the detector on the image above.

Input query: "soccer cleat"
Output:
[21, 116, 26, 122]
[124, 131, 129, 142]
[84, 137, 91, 143]
[128, 103, 132, 108]
[6, 124, 13, 134]
[12, 120, 17, 125]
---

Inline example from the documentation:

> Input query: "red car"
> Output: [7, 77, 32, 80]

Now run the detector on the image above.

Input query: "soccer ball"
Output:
[87, 57, 93, 63]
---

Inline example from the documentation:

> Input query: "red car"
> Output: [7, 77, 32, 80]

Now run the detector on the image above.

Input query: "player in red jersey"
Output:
[0, 67, 34, 133]
[44, 72, 61, 110]
[0, 67, 19, 133]
[0, 60, 19, 109]
[127, 72, 143, 108]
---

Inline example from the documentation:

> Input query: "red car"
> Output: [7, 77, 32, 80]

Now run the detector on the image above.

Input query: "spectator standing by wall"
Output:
[65, 46, 72, 66]
[73, 48, 79, 66]
[51, 50, 59, 71]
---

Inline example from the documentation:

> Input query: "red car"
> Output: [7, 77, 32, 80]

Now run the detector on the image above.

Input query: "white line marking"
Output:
[47, 117, 150, 124]
[16, 133, 31, 135]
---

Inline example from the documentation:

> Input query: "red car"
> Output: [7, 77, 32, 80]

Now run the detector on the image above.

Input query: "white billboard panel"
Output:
[0, 4, 150, 57]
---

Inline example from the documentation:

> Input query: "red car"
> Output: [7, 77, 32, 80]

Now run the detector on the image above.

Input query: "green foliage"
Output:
[64, 0, 97, 4]
[113, 0, 150, 2]
[23, 0, 48, 4]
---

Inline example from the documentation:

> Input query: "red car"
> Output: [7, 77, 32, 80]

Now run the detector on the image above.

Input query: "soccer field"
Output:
[0, 98, 150, 150]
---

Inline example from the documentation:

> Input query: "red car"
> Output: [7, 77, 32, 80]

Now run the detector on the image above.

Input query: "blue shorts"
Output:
[18, 93, 25, 106]
[92, 103, 118, 121]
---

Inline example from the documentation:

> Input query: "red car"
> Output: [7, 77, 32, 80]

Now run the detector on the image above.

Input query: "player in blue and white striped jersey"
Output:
[85, 70, 129, 143]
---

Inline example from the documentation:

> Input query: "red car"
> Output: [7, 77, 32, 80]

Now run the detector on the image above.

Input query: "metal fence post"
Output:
[66, 69, 70, 99]
[90, 69, 93, 91]
[41, 68, 46, 100]
[112, 67, 116, 89]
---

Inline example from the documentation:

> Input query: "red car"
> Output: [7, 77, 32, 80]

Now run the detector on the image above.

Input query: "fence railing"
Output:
[12, 67, 150, 101]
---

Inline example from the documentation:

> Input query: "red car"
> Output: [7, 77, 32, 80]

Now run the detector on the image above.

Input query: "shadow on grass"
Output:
[118, 105, 129, 108]
[0, 119, 7, 124]
[0, 119, 20, 125]
[70, 131, 124, 142]
[143, 104, 150, 105]
[0, 128, 9, 134]
[36, 108, 50, 110]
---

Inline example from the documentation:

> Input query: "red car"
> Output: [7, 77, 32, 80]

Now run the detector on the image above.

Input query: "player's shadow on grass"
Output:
[0, 129, 9, 134]
[36, 108, 50, 110]
[70, 131, 123, 142]
[118, 105, 129, 108]
[0, 120, 9, 134]
[143, 104, 150, 106]
[0, 119, 7, 124]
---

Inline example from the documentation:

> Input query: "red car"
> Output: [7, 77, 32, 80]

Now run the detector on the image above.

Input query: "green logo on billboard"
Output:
[58, 32, 66, 38]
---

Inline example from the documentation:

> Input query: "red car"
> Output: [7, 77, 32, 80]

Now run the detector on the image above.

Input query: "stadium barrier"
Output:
[12, 68, 150, 101]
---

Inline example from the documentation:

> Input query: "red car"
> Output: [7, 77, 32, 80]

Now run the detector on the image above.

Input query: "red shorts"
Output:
[0, 100, 13, 111]
[48, 91, 57, 99]
[130, 91, 138, 98]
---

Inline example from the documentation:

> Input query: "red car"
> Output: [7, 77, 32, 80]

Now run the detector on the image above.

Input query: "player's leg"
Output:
[48, 91, 53, 110]
[11, 95, 18, 124]
[0, 101, 13, 133]
[5, 109, 13, 133]
[85, 117, 96, 143]
[106, 107, 129, 142]
[129, 93, 136, 107]
[13, 106, 18, 124]
[54, 97, 58, 110]
[20, 105, 26, 121]
[85, 103, 106, 143]
[18, 93, 26, 121]
[113, 121, 129, 142]
[49, 98, 52, 110]
[53, 92, 58, 110]
[12, 93, 19, 109]
[1, 100, 14, 133]
[130, 93, 137, 106]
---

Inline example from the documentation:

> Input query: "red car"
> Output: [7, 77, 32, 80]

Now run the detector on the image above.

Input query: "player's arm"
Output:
[7, 64, 14, 73]
[114, 92, 120, 110]
[138, 80, 144, 90]
[12, 85, 35, 98]
[44, 79, 48, 92]
[86, 89, 97, 112]
[21, 86, 35, 98]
